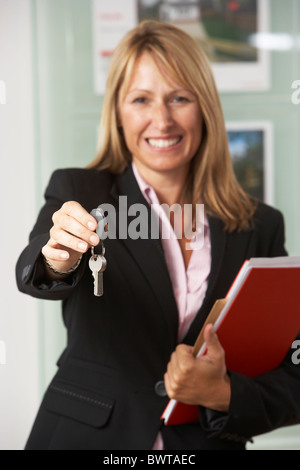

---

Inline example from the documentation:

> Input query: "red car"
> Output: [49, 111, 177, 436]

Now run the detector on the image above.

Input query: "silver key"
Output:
[89, 246, 107, 296]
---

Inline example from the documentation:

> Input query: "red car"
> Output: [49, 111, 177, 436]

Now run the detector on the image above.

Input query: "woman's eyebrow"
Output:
[126, 87, 193, 95]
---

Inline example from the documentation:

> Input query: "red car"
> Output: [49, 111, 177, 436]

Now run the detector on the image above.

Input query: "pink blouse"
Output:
[132, 162, 211, 448]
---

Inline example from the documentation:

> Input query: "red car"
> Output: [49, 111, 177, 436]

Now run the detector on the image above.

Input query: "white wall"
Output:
[0, 0, 40, 450]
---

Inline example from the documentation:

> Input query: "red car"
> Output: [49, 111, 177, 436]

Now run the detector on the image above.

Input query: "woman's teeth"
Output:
[147, 137, 181, 148]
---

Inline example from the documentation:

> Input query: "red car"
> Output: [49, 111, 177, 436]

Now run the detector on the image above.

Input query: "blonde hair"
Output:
[87, 20, 257, 231]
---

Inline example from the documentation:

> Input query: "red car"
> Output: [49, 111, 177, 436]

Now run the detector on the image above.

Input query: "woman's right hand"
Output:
[41, 201, 100, 276]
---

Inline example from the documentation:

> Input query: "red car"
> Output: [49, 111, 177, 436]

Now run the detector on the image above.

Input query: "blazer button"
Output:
[155, 380, 167, 397]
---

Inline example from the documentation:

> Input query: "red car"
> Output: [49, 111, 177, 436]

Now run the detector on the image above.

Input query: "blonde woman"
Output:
[17, 21, 300, 450]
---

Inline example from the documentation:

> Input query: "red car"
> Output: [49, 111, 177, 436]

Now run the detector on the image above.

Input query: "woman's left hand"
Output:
[164, 324, 231, 413]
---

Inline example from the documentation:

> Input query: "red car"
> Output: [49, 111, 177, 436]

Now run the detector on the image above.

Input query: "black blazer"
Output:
[16, 166, 300, 450]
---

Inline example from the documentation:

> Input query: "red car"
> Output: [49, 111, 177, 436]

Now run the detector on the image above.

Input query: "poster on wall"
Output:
[138, 0, 270, 92]
[92, 0, 138, 95]
[93, 0, 270, 95]
[226, 121, 273, 204]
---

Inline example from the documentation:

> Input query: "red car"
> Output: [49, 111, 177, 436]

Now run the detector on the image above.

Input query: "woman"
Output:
[16, 21, 300, 450]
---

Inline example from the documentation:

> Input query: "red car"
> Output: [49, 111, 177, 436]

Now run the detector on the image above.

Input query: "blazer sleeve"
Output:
[15, 169, 88, 300]
[200, 210, 300, 443]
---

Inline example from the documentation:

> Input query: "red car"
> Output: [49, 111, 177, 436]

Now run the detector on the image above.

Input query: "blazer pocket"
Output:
[43, 379, 115, 428]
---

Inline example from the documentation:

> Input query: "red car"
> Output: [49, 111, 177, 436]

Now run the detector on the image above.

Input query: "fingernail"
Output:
[90, 234, 98, 245]
[78, 242, 87, 251]
[60, 252, 69, 259]
[88, 220, 96, 230]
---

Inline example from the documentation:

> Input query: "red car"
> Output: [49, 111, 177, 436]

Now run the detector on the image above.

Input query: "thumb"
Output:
[203, 324, 223, 358]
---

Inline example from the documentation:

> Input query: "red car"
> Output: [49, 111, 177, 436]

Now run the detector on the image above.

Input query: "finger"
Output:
[58, 201, 98, 231]
[55, 213, 99, 247]
[167, 345, 189, 376]
[175, 345, 194, 372]
[49, 227, 91, 254]
[177, 344, 194, 358]
[165, 351, 195, 401]
[163, 372, 172, 397]
[42, 243, 70, 262]
[165, 364, 181, 399]
[167, 345, 194, 390]
[166, 350, 179, 381]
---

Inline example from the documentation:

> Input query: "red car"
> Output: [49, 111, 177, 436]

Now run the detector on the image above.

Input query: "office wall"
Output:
[32, 0, 300, 255]
[0, 0, 299, 449]
[0, 0, 40, 450]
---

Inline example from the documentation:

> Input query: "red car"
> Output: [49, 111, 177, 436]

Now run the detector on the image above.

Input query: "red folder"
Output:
[161, 256, 300, 426]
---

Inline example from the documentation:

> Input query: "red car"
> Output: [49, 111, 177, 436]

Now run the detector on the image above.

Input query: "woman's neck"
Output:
[133, 162, 189, 206]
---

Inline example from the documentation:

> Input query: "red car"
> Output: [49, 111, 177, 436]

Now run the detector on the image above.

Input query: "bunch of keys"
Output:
[89, 207, 108, 297]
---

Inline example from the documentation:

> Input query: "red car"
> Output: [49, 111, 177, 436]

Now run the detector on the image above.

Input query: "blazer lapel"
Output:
[109, 165, 228, 348]
[110, 165, 179, 345]
[182, 215, 228, 345]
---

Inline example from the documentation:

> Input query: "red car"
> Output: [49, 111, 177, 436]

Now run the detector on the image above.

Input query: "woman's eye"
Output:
[133, 97, 147, 104]
[173, 96, 188, 103]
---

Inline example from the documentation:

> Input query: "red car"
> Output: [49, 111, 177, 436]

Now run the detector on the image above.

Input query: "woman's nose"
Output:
[152, 102, 173, 130]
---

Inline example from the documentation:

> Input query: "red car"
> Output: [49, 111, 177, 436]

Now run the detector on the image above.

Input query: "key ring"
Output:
[91, 240, 105, 258]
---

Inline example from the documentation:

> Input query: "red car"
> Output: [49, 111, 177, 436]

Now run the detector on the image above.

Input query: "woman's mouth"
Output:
[146, 137, 182, 149]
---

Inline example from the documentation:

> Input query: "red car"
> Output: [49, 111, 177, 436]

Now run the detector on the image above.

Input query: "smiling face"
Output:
[118, 52, 203, 185]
